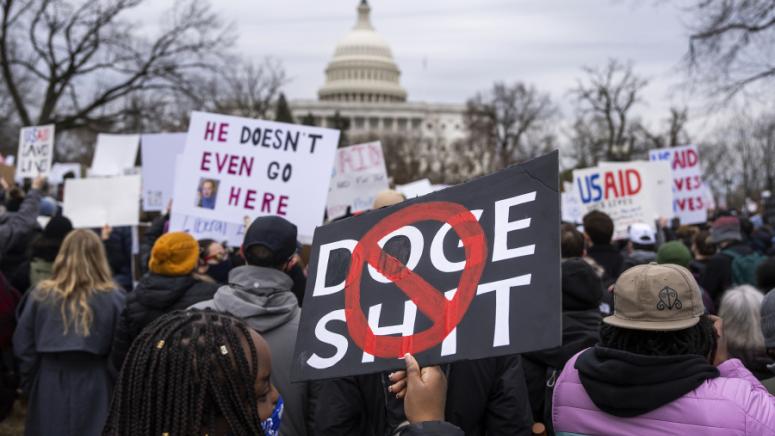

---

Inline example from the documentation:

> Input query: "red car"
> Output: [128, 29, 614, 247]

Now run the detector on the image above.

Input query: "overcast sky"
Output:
[135, 0, 711, 131]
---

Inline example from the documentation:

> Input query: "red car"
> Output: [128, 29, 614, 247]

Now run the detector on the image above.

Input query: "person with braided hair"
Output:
[103, 310, 282, 436]
[552, 263, 775, 435]
[13, 229, 125, 436]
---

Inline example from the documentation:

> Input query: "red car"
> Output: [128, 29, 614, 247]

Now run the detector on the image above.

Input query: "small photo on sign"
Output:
[197, 178, 219, 210]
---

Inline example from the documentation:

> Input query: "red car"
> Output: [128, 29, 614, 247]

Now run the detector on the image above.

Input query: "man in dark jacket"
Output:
[699, 215, 756, 305]
[522, 224, 603, 427]
[582, 211, 623, 283]
[191, 216, 314, 436]
[109, 231, 218, 373]
[314, 354, 533, 436]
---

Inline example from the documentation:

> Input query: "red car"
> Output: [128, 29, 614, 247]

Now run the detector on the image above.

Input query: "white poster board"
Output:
[170, 111, 339, 244]
[396, 179, 434, 199]
[140, 132, 187, 211]
[63, 176, 141, 228]
[573, 161, 673, 240]
[649, 145, 707, 225]
[326, 141, 389, 219]
[169, 213, 245, 248]
[49, 163, 82, 184]
[562, 181, 584, 224]
[17, 125, 54, 178]
[90, 133, 140, 176]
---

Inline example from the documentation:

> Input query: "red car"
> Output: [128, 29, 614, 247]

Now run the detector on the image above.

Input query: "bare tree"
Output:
[571, 59, 648, 161]
[464, 81, 556, 173]
[0, 0, 232, 133]
[639, 106, 691, 149]
[684, 0, 775, 97]
[174, 57, 286, 123]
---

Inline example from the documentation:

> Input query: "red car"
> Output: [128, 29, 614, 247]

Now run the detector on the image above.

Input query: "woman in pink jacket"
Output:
[552, 263, 775, 435]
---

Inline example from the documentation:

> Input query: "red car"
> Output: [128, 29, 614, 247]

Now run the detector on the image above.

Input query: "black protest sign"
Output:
[292, 151, 561, 381]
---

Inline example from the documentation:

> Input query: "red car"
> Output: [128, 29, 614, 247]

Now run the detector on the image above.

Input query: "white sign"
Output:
[396, 179, 434, 199]
[562, 181, 584, 224]
[649, 145, 707, 225]
[169, 213, 245, 248]
[91, 133, 140, 176]
[17, 125, 54, 178]
[573, 161, 673, 240]
[141, 133, 187, 211]
[326, 141, 389, 219]
[170, 111, 339, 244]
[63, 176, 141, 228]
[49, 163, 82, 184]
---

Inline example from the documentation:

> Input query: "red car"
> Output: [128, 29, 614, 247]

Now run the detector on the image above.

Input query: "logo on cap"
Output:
[656, 287, 682, 311]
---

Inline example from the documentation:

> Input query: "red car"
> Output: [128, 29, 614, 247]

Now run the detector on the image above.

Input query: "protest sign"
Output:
[0, 165, 15, 187]
[90, 134, 140, 176]
[649, 145, 707, 225]
[396, 179, 434, 199]
[573, 161, 672, 240]
[326, 141, 389, 219]
[292, 151, 561, 381]
[140, 133, 187, 211]
[17, 125, 54, 178]
[49, 163, 81, 184]
[63, 175, 141, 228]
[561, 181, 583, 224]
[169, 213, 245, 248]
[170, 111, 339, 244]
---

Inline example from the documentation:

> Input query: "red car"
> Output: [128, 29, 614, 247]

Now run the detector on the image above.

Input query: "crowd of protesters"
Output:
[2, 176, 775, 436]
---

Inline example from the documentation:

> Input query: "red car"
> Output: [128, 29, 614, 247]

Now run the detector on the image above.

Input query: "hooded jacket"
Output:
[553, 348, 775, 435]
[109, 274, 218, 373]
[190, 265, 313, 436]
[523, 258, 602, 423]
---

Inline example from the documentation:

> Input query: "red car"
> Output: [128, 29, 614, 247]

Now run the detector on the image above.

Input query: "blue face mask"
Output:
[260, 395, 283, 436]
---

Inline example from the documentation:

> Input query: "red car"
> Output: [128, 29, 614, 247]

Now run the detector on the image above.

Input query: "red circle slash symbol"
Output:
[344, 202, 487, 358]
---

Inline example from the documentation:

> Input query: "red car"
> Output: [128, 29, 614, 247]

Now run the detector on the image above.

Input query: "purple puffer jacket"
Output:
[553, 351, 775, 435]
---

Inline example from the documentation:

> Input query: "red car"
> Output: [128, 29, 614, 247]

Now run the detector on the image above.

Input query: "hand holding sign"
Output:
[389, 354, 447, 423]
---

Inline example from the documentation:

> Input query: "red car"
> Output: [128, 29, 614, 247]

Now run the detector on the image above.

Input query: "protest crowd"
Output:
[2, 126, 775, 436]
[1, 1, 775, 433]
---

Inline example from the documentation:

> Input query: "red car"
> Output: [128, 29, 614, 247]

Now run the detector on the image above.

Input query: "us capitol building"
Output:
[290, 0, 466, 145]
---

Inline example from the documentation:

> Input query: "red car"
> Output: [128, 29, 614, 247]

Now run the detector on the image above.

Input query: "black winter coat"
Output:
[314, 355, 533, 436]
[698, 242, 753, 306]
[109, 274, 218, 373]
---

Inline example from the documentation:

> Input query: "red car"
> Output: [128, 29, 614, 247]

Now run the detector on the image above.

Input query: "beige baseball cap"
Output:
[604, 263, 705, 331]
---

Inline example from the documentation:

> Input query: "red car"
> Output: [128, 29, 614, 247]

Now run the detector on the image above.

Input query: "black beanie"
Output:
[44, 215, 73, 240]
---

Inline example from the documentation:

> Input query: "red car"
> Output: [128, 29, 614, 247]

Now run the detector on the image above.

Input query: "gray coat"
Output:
[191, 265, 315, 436]
[13, 288, 125, 436]
[0, 189, 40, 265]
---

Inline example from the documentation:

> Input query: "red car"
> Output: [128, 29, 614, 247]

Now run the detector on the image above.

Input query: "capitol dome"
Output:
[318, 1, 407, 103]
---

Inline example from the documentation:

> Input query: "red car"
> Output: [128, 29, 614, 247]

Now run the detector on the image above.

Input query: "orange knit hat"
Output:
[148, 232, 199, 276]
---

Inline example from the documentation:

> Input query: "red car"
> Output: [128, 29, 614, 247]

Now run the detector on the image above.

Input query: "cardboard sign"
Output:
[63, 176, 141, 228]
[90, 134, 140, 176]
[170, 111, 339, 244]
[140, 133, 187, 211]
[327, 141, 389, 219]
[17, 125, 54, 178]
[573, 161, 672, 240]
[649, 145, 707, 225]
[0, 165, 15, 187]
[292, 151, 561, 381]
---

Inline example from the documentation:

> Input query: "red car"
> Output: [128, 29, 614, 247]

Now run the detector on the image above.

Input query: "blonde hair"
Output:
[36, 229, 116, 336]
[719, 285, 766, 362]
